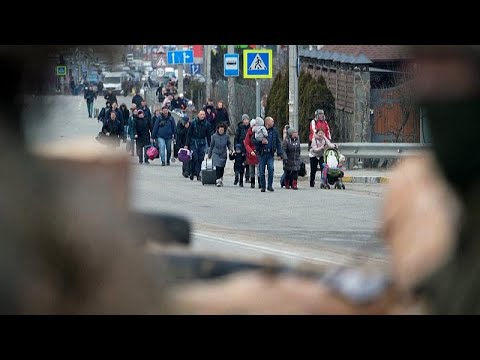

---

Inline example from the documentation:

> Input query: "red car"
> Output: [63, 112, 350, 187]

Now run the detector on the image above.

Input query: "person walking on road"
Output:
[208, 123, 233, 187]
[253, 117, 284, 192]
[151, 105, 176, 166]
[176, 116, 191, 178]
[104, 89, 117, 106]
[234, 114, 251, 183]
[309, 128, 336, 188]
[185, 110, 212, 181]
[84, 85, 97, 118]
[282, 127, 301, 190]
[308, 109, 331, 149]
[134, 109, 152, 164]
[132, 89, 143, 109]
[243, 119, 260, 188]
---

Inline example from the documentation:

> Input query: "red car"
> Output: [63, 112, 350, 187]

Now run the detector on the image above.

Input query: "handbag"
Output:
[146, 145, 159, 160]
[298, 161, 306, 177]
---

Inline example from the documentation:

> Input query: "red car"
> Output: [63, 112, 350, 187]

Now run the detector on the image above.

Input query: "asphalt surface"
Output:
[25, 95, 390, 270]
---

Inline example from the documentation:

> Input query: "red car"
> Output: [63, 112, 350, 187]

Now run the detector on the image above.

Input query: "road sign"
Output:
[167, 50, 194, 65]
[156, 55, 167, 67]
[56, 65, 67, 76]
[156, 68, 165, 77]
[190, 64, 201, 76]
[224, 53, 239, 77]
[243, 49, 272, 79]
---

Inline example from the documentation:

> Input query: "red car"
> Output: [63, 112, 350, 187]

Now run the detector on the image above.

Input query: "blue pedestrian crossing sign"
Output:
[56, 65, 67, 76]
[243, 49, 272, 79]
[224, 53, 239, 77]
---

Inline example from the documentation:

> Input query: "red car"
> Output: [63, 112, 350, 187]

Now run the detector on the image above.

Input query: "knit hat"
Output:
[255, 117, 264, 127]
[250, 119, 256, 128]
[315, 109, 324, 116]
[235, 144, 243, 151]
[242, 114, 250, 121]
[287, 127, 297, 136]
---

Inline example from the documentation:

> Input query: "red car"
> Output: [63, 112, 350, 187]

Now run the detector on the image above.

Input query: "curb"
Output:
[342, 176, 390, 184]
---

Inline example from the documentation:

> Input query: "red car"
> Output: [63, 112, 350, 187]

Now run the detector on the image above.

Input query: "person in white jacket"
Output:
[308, 128, 336, 187]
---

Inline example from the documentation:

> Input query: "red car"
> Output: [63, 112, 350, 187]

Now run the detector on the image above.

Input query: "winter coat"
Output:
[101, 119, 122, 146]
[208, 131, 232, 168]
[215, 107, 230, 128]
[243, 127, 259, 165]
[186, 118, 212, 148]
[133, 117, 152, 143]
[234, 122, 249, 151]
[152, 113, 176, 140]
[175, 120, 189, 149]
[282, 135, 302, 171]
[84, 89, 97, 102]
[127, 115, 136, 139]
[309, 118, 331, 141]
[309, 133, 335, 159]
[132, 94, 143, 109]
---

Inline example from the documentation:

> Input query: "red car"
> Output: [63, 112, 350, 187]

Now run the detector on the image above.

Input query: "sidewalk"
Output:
[223, 159, 392, 184]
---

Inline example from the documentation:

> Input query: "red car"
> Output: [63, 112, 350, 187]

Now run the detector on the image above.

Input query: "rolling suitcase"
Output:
[201, 158, 217, 185]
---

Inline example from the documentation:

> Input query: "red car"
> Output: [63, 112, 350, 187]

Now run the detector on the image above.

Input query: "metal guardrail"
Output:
[300, 142, 430, 159]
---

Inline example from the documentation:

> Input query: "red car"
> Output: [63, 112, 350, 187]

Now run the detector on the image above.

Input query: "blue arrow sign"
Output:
[190, 64, 201, 75]
[224, 53, 239, 77]
[167, 50, 194, 65]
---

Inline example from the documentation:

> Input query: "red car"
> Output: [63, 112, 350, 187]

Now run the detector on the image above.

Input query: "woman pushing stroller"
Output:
[309, 128, 336, 188]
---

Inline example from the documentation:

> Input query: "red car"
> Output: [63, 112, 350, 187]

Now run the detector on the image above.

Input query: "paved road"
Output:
[25, 95, 389, 270]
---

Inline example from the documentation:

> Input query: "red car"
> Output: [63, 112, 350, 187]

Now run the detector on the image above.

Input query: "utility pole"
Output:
[288, 45, 299, 131]
[256, 80, 261, 118]
[205, 45, 212, 101]
[178, 64, 184, 94]
[227, 45, 236, 132]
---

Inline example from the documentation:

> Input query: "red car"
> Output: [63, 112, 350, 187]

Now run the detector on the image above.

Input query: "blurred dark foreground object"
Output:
[129, 211, 191, 246]
[410, 45, 480, 314]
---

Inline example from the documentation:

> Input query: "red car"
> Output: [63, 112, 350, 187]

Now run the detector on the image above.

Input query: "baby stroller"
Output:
[321, 148, 346, 190]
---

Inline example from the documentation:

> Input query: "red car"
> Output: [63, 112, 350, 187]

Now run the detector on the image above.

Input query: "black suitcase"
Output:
[201, 158, 217, 185]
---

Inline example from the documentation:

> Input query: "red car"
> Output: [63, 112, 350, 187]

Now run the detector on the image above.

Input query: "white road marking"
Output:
[191, 231, 345, 266]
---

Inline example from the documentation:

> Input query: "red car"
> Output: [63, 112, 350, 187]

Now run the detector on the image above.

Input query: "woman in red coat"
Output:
[243, 119, 260, 188]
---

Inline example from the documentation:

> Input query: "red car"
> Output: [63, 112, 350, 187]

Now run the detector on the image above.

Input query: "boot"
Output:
[234, 173, 239, 185]
[250, 177, 255, 188]
[292, 180, 298, 190]
[285, 179, 290, 189]
[310, 179, 315, 187]
[239, 177, 244, 187]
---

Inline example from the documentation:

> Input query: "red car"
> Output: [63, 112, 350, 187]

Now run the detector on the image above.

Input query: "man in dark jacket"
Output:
[98, 101, 111, 124]
[100, 111, 123, 148]
[84, 85, 97, 118]
[104, 89, 117, 105]
[234, 114, 251, 182]
[134, 109, 152, 164]
[253, 117, 284, 192]
[185, 110, 212, 181]
[105, 102, 124, 128]
[151, 105, 176, 166]
[132, 89, 143, 109]
[139, 100, 152, 128]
